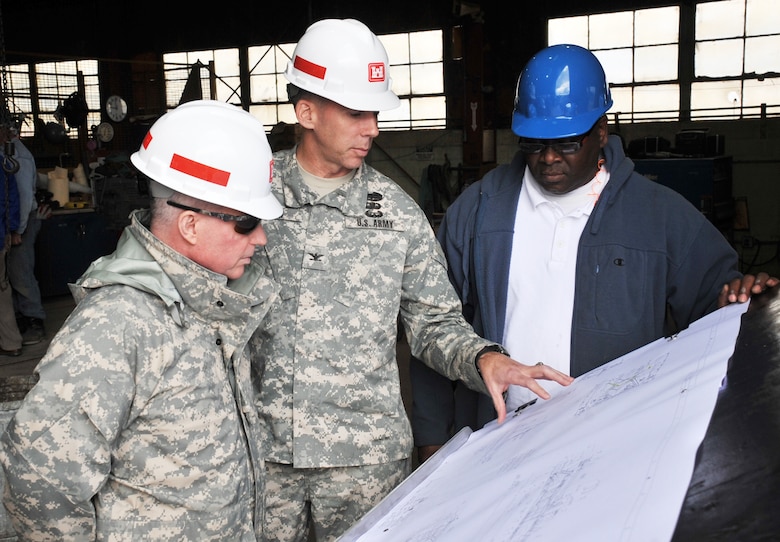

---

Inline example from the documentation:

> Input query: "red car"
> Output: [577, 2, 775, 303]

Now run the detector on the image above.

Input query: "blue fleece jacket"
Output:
[1, 169, 21, 251]
[411, 135, 741, 444]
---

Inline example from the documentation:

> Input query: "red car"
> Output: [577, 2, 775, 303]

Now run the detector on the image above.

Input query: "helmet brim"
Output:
[325, 89, 401, 113]
[511, 104, 611, 140]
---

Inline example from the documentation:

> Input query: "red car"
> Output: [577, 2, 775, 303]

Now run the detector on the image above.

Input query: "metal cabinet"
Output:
[633, 156, 734, 235]
[34, 210, 117, 298]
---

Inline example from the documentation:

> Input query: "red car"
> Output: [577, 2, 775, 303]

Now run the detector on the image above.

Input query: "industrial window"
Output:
[2, 63, 33, 137]
[163, 29, 446, 132]
[378, 30, 446, 130]
[162, 48, 242, 108]
[2, 59, 100, 139]
[246, 43, 297, 128]
[548, 0, 779, 122]
[246, 29, 445, 130]
[692, 0, 779, 119]
[548, 6, 681, 123]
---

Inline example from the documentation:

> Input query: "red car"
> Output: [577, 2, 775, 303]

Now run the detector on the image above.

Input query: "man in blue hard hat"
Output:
[410, 43, 778, 463]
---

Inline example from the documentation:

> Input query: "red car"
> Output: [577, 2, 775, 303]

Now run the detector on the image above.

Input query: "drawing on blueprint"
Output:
[575, 352, 669, 416]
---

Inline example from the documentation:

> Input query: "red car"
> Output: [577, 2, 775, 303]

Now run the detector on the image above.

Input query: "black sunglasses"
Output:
[166, 200, 261, 235]
[518, 121, 598, 155]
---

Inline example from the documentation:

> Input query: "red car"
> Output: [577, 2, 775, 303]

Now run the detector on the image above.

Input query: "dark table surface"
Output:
[673, 286, 780, 541]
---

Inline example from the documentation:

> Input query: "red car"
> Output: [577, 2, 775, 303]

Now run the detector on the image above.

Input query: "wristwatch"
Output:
[474, 344, 510, 380]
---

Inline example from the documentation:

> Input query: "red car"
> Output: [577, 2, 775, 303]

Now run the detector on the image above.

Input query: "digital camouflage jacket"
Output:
[251, 148, 493, 469]
[1, 209, 278, 540]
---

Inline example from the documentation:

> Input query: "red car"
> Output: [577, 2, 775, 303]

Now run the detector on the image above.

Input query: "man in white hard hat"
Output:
[1, 100, 282, 540]
[250, 19, 572, 541]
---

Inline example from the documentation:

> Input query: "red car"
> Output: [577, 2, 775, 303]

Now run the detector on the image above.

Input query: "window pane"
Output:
[215, 75, 241, 103]
[409, 30, 442, 63]
[695, 39, 744, 77]
[746, 0, 779, 36]
[635, 7, 679, 46]
[390, 65, 410, 97]
[589, 12, 633, 49]
[276, 44, 295, 71]
[248, 45, 275, 73]
[548, 16, 588, 47]
[609, 87, 633, 117]
[745, 35, 780, 74]
[250, 104, 279, 128]
[410, 97, 446, 128]
[188, 50, 213, 65]
[410, 63, 443, 94]
[164, 52, 187, 64]
[277, 103, 296, 125]
[635, 45, 678, 82]
[595, 49, 633, 85]
[213, 48, 240, 76]
[80, 60, 99, 75]
[743, 77, 780, 111]
[691, 80, 743, 119]
[380, 34, 410, 65]
[633, 84, 679, 119]
[251, 74, 279, 102]
[7, 66, 30, 91]
[379, 98, 411, 129]
[696, 0, 745, 40]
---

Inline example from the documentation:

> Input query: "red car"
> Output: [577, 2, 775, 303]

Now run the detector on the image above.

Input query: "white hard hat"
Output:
[285, 18, 400, 112]
[131, 100, 282, 220]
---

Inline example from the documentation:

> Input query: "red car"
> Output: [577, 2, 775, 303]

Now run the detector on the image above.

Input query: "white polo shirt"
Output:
[503, 162, 609, 409]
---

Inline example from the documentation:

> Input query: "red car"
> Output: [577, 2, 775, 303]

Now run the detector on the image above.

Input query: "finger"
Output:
[727, 278, 742, 303]
[507, 370, 553, 400]
[741, 275, 756, 301]
[536, 363, 575, 386]
[546, 367, 575, 386]
[717, 283, 730, 308]
[752, 272, 768, 292]
[491, 391, 508, 424]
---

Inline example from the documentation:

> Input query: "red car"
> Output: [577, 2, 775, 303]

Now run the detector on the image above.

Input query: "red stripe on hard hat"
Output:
[170, 154, 230, 187]
[142, 131, 152, 148]
[294, 55, 327, 80]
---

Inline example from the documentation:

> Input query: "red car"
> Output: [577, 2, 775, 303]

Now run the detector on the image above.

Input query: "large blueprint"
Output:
[341, 302, 749, 542]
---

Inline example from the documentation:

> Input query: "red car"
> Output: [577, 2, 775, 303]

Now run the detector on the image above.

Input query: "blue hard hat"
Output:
[511, 44, 613, 139]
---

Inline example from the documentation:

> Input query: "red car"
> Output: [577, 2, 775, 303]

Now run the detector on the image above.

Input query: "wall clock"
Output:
[96, 121, 115, 143]
[105, 95, 128, 122]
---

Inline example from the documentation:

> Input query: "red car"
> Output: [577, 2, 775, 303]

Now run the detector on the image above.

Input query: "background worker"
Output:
[410, 43, 779, 463]
[250, 19, 572, 542]
[1, 124, 49, 346]
[0, 144, 21, 357]
[1, 100, 283, 539]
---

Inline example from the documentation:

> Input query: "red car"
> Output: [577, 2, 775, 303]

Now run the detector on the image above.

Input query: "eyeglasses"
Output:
[518, 123, 597, 155]
[166, 200, 261, 235]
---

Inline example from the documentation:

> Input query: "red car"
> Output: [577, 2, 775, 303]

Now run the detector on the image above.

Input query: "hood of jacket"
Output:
[70, 209, 273, 327]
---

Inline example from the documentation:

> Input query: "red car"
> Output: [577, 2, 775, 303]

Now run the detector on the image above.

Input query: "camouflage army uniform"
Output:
[252, 148, 492, 470]
[0, 209, 276, 541]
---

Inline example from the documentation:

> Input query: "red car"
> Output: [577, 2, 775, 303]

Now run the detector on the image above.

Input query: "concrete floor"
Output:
[0, 294, 77, 395]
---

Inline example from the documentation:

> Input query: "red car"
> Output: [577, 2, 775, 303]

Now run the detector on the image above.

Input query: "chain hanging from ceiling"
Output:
[0, 0, 10, 126]
[0, 1, 20, 173]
